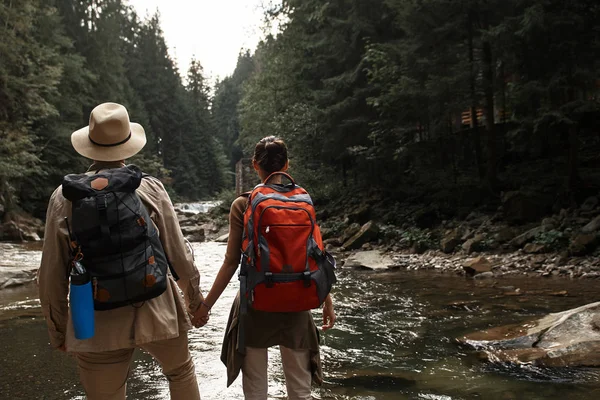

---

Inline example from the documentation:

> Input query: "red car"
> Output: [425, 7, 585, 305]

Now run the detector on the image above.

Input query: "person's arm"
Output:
[322, 294, 336, 331]
[37, 188, 71, 350]
[139, 177, 202, 313]
[192, 197, 245, 325]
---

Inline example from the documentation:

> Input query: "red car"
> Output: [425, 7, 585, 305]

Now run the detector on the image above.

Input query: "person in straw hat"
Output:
[38, 103, 206, 400]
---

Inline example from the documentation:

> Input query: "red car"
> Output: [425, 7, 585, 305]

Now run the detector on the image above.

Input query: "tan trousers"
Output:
[242, 346, 312, 400]
[75, 332, 200, 400]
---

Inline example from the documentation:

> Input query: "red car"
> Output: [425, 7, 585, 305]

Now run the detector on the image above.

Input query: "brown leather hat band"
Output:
[89, 132, 132, 147]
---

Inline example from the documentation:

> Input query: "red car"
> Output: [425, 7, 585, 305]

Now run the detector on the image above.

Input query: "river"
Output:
[1, 241, 600, 399]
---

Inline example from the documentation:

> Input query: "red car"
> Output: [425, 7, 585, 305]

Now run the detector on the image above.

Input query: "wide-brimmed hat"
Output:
[71, 102, 146, 161]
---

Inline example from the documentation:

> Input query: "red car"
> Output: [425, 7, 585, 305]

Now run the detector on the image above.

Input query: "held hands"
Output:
[192, 302, 211, 328]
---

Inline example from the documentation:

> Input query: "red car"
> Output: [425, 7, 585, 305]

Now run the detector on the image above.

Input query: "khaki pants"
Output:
[75, 332, 200, 400]
[242, 346, 312, 400]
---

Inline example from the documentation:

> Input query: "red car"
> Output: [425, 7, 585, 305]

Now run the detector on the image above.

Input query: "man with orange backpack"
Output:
[193, 136, 336, 399]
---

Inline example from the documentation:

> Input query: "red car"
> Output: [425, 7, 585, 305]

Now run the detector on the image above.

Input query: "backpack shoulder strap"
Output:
[136, 171, 181, 281]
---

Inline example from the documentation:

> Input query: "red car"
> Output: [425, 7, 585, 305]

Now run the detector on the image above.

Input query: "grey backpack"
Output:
[62, 165, 170, 310]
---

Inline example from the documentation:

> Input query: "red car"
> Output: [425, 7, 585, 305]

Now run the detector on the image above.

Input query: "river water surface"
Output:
[1, 241, 600, 399]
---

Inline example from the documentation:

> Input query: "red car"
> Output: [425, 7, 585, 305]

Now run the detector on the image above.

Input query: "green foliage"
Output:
[227, 0, 600, 208]
[399, 228, 436, 248]
[534, 230, 569, 250]
[1, 1, 230, 217]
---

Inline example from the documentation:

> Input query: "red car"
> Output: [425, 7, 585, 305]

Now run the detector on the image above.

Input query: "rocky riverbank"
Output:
[175, 188, 600, 280]
[311, 189, 600, 279]
[3, 188, 599, 285]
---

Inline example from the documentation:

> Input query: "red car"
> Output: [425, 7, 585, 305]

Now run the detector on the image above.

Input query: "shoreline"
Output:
[326, 246, 600, 280]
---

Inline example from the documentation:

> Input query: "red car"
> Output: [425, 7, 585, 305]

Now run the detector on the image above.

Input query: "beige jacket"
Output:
[37, 162, 202, 352]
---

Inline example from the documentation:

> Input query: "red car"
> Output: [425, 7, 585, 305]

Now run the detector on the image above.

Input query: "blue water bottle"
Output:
[70, 260, 95, 340]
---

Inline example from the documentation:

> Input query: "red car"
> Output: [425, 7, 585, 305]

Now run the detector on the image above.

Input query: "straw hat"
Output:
[71, 102, 146, 161]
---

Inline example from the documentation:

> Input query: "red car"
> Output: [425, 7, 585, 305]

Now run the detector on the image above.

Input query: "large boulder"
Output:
[462, 234, 485, 254]
[181, 226, 205, 242]
[501, 191, 551, 224]
[342, 221, 380, 250]
[0, 221, 41, 242]
[458, 302, 600, 367]
[463, 256, 493, 277]
[582, 215, 600, 233]
[340, 223, 361, 243]
[568, 233, 598, 256]
[509, 226, 543, 248]
[440, 229, 461, 253]
[0, 267, 37, 289]
[343, 250, 394, 271]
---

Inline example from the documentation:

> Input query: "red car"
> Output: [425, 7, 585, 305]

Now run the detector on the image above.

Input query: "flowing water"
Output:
[1, 241, 600, 399]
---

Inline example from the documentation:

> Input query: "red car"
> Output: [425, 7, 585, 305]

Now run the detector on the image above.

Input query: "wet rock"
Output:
[462, 234, 485, 254]
[582, 216, 600, 233]
[474, 271, 495, 280]
[177, 209, 197, 218]
[523, 243, 548, 254]
[215, 233, 229, 243]
[0, 268, 37, 289]
[342, 221, 380, 250]
[181, 226, 205, 242]
[344, 250, 394, 271]
[568, 233, 598, 256]
[459, 301, 600, 367]
[463, 256, 493, 276]
[581, 272, 600, 279]
[509, 226, 543, 248]
[340, 223, 361, 243]
[440, 229, 461, 253]
[446, 300, 481, 311]
[0, 221, 41, 242]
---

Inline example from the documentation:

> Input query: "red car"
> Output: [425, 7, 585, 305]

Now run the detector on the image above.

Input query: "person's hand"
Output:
[322, 299, 336, 331]
[191, 302, 211, 328]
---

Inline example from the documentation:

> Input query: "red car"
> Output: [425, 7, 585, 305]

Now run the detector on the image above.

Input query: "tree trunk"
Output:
[467, 10, 483, 179]
[482, 39, 497, 191]
[568, 126, 579, 192]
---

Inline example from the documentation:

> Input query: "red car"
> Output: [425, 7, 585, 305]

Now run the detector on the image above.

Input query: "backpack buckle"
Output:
[265, 272, 274, 288]
[302, 271, 311, 288]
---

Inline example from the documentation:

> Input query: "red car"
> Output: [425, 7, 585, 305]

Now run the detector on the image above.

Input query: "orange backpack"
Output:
[239, 172, 336, 313]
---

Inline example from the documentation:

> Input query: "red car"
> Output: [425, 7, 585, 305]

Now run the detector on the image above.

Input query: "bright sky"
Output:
[129, 0, 276, 82]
